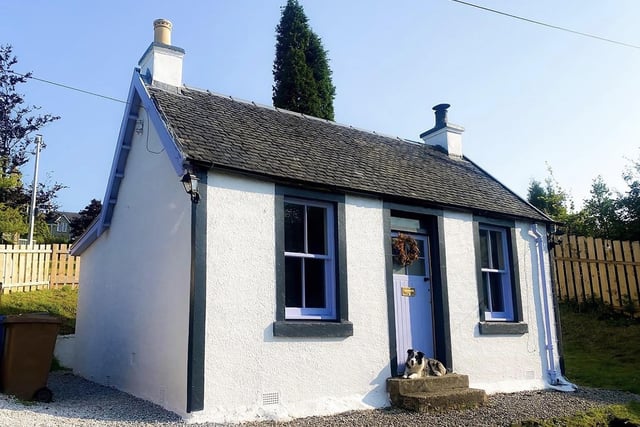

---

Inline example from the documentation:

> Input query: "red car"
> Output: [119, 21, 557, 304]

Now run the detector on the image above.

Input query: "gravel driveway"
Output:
[0, 371, 638, 426]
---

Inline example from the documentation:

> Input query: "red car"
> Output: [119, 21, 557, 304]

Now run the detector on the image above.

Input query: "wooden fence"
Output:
[553, 235, 640, 314]
[0, 244, 80, 294]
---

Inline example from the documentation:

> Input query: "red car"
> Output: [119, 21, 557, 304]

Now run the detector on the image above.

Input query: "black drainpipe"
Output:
[186, 167, 207, 412]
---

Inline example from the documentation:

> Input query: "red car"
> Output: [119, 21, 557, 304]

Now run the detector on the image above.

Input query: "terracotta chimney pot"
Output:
[154, 19, 172, 45]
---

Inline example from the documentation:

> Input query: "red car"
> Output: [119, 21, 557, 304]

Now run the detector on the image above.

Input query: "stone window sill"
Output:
[273, 321, 353, 338]
[479, 321, 528, 335]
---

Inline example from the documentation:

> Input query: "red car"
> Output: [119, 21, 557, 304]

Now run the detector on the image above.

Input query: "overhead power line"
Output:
[450, 0, 640, 50]
[9, 71, 128, 104]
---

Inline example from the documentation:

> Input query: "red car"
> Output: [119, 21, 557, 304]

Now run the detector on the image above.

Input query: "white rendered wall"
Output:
[74, 106, 191, 416]
[421, 126, 463, 157]
[139, 46, 184, 87]
[188, 173, 391, 424]
[442, 212, 558, 394]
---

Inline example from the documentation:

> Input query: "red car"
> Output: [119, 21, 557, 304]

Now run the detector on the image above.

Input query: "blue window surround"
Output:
[473, 217, 527, 335]
[273, 186, 352, 338]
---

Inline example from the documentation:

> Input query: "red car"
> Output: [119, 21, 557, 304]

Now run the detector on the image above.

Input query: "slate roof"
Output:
[147, 85, 549, 222]
[48, 211, 80, 224]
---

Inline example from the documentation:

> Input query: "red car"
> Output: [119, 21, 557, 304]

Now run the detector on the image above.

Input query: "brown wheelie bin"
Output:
[0, 314, 61, 402]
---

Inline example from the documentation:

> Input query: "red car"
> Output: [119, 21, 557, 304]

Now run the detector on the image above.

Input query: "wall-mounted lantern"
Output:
[181, 172, 200, 204]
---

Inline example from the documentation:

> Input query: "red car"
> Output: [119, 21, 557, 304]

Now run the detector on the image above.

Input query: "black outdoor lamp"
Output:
[181, 171, 200, 203]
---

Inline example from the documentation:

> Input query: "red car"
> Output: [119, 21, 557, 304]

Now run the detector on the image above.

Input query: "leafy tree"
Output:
[0, 168, 27, 241]
[0, 44, 62, 241]
[527, 179, 548, 212]
[0, 45, 59, 177]
[272, 0, 336, 120]
[527, 167, 572, 221]
[579, 176, 624, 239]
[527, 167, 591, 236]
[70, 199, 102, 242]
[0, 204, 26, 242]
[618, 158, 640, 241]
[34, 214, 54, 243]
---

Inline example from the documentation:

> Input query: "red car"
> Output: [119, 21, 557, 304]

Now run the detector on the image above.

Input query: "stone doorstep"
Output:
[387, 374, 487, 413]
[393, 387, 488, 412]
[387, 374, 470, 395]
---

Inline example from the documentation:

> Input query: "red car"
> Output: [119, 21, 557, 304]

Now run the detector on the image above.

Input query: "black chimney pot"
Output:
[433, 103, 450, 129]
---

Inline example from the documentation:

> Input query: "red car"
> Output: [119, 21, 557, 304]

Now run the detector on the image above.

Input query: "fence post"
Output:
[49, 244, 59, 289]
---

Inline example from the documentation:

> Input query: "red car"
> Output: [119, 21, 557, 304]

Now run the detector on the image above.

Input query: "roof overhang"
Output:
[70, 70, 187, 256]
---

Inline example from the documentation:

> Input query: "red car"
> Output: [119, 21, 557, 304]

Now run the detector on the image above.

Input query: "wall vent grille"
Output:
[262, 392, 280, 406]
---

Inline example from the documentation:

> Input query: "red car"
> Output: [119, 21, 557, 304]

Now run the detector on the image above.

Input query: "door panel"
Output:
[392, 234, 434, 374]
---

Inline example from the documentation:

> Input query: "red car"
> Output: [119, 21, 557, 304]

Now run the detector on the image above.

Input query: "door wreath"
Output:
[392, 233, 420, 266]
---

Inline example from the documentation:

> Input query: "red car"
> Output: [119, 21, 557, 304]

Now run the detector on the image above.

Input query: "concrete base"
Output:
[54, 334, 75, 370]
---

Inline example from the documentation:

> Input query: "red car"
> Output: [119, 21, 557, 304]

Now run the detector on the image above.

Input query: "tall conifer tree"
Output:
[272, 0, 335, 120]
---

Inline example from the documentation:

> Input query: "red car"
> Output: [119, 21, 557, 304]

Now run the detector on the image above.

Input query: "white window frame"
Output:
[479, 225, 514, 321]
[57, 221, 68, 233]
[284, 198, 336, 320]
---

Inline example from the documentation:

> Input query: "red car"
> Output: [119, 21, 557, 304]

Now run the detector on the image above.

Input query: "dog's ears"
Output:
[417, 351, 425, 359]
[407, 349, 414, 354]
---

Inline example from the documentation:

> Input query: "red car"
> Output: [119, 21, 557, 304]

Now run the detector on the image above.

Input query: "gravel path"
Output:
[0, 371, 638, 426]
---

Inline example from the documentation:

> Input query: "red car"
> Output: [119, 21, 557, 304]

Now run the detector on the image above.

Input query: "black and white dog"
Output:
[402, 349, 447, 378]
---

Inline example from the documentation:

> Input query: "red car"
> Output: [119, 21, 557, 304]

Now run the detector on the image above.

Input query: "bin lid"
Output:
[1, 313, 62, 324]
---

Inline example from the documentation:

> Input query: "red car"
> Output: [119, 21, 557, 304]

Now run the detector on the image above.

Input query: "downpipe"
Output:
[528, 224, 577, 392]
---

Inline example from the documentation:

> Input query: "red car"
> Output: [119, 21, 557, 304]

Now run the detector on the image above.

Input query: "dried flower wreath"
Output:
[392, 233, 420, 266]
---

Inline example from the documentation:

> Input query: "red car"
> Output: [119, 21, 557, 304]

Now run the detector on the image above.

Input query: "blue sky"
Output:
[2, 1, 639, 212]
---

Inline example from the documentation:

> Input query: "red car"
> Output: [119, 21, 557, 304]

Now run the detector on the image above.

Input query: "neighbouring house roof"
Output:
[59, 212, 80, 223]
[47, 211, 80, 226]
[148, 85, 549, 222]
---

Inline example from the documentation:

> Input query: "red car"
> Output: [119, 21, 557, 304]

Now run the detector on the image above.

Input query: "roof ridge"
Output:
[178, 84, 420, 146]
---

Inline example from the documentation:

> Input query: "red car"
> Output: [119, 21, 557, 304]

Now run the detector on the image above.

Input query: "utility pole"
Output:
[28, 134, 42, 246]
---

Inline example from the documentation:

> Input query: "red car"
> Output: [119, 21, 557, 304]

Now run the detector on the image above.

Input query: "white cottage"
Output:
[71, 19, 573, 424]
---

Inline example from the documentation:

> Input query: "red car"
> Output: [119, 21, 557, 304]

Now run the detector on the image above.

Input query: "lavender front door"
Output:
[392, 233, 434, 374]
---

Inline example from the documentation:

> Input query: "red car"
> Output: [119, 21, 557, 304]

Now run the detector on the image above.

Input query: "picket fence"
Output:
[553, 235, 640, 315]
[0, 244, 80, 294]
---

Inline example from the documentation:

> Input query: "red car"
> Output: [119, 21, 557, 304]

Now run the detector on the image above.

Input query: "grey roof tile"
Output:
[148, 85, 548, 222]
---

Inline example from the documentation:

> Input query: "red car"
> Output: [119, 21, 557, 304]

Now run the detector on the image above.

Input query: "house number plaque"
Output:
[401, 287, 416, 297]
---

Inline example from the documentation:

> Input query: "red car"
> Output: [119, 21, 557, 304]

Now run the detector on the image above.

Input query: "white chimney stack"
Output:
[420, 104, 464, 158]
[138, 18, 185, 87]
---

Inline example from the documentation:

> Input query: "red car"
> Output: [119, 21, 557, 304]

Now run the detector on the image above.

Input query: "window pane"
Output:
[391, 241, 404, 273]
[304, 258, 326, 308]
[391, 241, 399, 258]
[490, 230, 505, 270]
[285, 257, 302, 307]
[406, 259, 425, 276]
[390, 217, 421, 231]
[488, 272, 504, 312]
[479, 229, 489, 268]
[307, 206, 327, 255]
[393, 263, 405, 275]
[284, 203, 305, 252]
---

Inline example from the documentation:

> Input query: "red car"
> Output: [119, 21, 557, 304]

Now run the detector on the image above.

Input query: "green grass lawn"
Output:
[512, 402, 640, 427]
[559, 302, 640, 395]
[0, 287, 78, 335]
